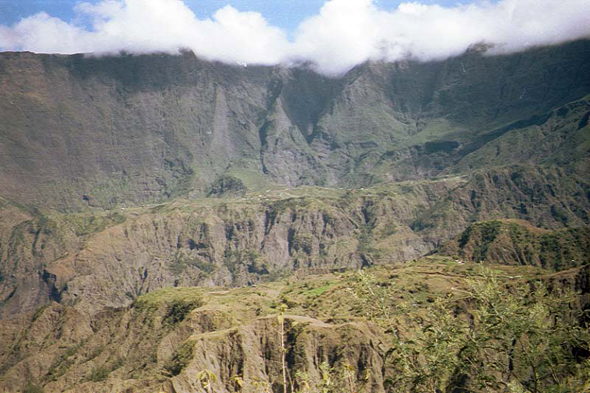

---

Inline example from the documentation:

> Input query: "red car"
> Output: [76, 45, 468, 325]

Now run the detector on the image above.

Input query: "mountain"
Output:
[0, 40, 590, 392]
[0, 40, 589, 210]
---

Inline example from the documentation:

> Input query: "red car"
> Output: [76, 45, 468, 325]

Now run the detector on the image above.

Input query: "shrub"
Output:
[163, 299, 201, 325]
[88, 365, 110, 382]
[350, 268, 590, 393]
[164, 341, 195, 376]
[23, 383, 44, 393]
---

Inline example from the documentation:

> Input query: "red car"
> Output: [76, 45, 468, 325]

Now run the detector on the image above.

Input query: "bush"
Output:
[88, 365, 110, 382]
[163, 299, 201, 325]
[164, 341, 195, 376]
[350, 268, 590, 393]
[23, 383, 44, 393]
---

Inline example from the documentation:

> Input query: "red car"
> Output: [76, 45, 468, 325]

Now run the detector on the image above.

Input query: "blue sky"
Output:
[0, 0, 473, 33]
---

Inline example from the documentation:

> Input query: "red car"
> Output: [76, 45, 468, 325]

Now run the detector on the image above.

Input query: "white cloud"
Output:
[0, 0, 289, 65]
[0, 0, 589, 74]
[289, 0, 590, 73]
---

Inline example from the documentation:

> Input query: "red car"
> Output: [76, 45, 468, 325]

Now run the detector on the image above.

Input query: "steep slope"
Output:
[1, 40, 589, 210]
[0, 267, 406, 393]
[0, 180, 457, 317]
[439, 220, 590, 270]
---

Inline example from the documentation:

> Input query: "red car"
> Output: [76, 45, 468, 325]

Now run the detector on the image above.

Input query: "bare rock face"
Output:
[0, 204, 81, 318]
[0, 182, 448, 316]
[164, 316, 385, 393]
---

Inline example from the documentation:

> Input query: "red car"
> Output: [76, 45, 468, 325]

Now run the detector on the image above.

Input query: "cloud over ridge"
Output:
[1, 0, 589, 74]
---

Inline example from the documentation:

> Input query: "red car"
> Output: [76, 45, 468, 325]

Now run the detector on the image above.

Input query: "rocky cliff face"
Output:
[1, 40, 589, 210]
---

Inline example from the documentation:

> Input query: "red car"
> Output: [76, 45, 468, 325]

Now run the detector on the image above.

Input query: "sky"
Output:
[0, 0, 589, 74]
[0, 1, 475, 31]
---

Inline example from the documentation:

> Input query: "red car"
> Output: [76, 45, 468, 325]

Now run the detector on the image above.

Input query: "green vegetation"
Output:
[163, 298, 202, 325]
[302, 284, 333, 298]
[295, 362, 370, 393]
[196, 369, 218, 393]
[65, 212, 126, 236]
[31, 305, 48, 322]
[133, 287, 204, 311]
[207, 175, 248, 197]
[45, 344, 81, 382]
[224, 167, 282, 193]
[224, 249, 268, 276]
[2, 257, 587, 392]
[171, 252, 216, 275]
[87, 365, 110, 382]
[155, 261, 589, 392]
[23, 383, 44, 393]
[350, 268, 590, 393]
[442, 220, 590, 270]
[164, 340, 196, 377]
